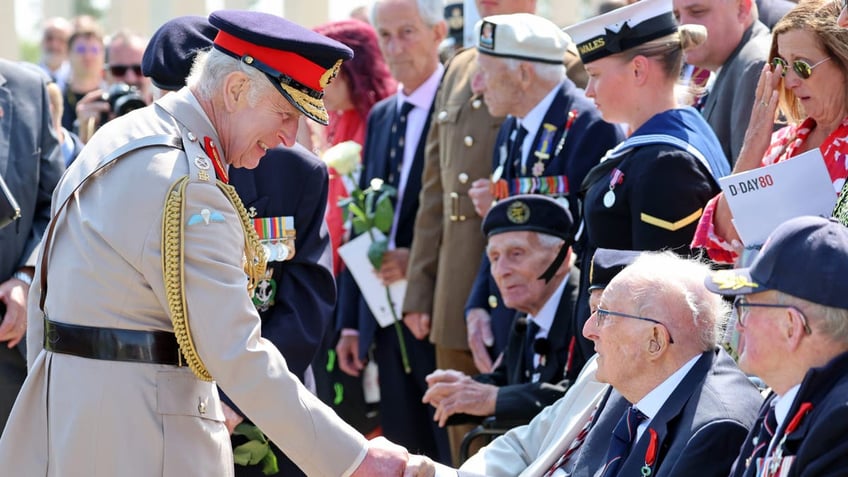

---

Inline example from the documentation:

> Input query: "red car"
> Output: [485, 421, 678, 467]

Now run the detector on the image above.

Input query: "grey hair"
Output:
[372, 0, 446, 27]
[777, 292, 848, 345]
[187, 49, 277, 107]
[535, 233, 565, 250]
[605, 251, 728, 350]
[502, 58, 566, 83]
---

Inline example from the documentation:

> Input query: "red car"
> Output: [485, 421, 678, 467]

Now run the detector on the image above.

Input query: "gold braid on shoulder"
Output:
[162, 178, 267, 382]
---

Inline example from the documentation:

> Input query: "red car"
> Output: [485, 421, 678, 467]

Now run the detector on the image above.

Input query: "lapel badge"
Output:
[252, 269, 277, 312]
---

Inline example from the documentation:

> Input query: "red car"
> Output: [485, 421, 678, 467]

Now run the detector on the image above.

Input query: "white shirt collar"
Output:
[397, 63, 445, 112]
[634, 353, 702, 439]
[527, 274, 569, 339]
[516, 81, 562, 138]
[768, 383, 801, 454]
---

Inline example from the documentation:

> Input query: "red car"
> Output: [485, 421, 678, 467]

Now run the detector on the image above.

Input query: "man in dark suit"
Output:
[674, 0, 771, 166]
[335, 0, 451, 464]
[464, 13, 624, 372]
[141, 16, 336, 477]
[0, 59, 64, 431]
[423, 195, 586, 427]
[430, 252, 761, 477]
[708, 217, 848, 477]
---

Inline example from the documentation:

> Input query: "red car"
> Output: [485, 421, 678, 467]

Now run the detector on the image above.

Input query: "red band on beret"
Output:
[214, 29, 326, 92]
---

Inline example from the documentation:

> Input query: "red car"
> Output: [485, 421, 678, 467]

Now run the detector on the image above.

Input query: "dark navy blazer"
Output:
[465, 79, 624, 357]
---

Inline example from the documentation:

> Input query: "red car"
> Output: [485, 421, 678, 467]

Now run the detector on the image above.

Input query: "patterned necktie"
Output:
[542, 407, 597, 477]
[510, 123, 529, 176]
[601, 405, 647, 477]
[386, 101, 414, 186]
[744, 405, 778, 473]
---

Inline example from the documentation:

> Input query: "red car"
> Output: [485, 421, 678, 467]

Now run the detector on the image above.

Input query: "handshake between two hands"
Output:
[353, 436, 440, 477]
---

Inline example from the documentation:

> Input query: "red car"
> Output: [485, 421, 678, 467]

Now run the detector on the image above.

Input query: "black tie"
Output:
[524, 320, 540, 375]
[510, 123, 529, 176]
[387, 101, 414, 186]
[602, 405, 647, 477]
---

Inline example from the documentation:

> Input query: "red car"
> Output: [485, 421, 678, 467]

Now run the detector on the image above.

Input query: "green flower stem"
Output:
[367, 228, 412, 375]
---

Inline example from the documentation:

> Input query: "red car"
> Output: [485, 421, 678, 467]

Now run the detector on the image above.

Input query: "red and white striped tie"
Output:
[542, 407, 597, 477]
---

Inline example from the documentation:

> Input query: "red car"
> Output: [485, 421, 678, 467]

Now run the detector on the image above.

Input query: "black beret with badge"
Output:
[483, 195, 574, 283]
[564, 0, 678, 64]
[208, 10, 354, 125]
[588, 248, 641, 291]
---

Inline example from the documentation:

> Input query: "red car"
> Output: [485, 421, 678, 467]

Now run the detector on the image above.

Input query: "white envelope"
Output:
[338, 231, 406, 328]
[720, 149, 837, 247]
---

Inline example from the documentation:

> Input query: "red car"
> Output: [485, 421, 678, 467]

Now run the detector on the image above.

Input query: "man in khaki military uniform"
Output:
[0, 10, 429, 477]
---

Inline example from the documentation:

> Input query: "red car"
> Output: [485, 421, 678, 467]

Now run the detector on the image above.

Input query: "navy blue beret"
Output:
[208, 10, 354, 125]
[482, 194, 574, 242]
[142, 16, 217, 91]
[588, 248, 641, 290]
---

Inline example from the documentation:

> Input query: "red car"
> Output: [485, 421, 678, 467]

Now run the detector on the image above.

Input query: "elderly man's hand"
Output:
[350, 436, 409, 477]
[423, 370, 497, 427]
[0, 275, 30, 348]
[336, 332, 365, 377]
[468, 178, 494, 218]
[466, 308, 494, 373]
[403, 312, 431, 340]
[405, 454, 437, 477]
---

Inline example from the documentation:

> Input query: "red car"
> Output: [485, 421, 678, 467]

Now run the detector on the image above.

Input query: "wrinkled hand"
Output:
[735, 62, 782, 173]
[466, 308, 494, 373]
[406, 454, 436, 477]
[468, 178, 494, 218]
[423, 371, 498, 427]
[0, 276, 30, 348]
[336, 332, 365, 377]
[379, 248, 410, 285]
[403, 312, 431, 340]
[350, 436, 409, 477]
[221, 402, 244, 435]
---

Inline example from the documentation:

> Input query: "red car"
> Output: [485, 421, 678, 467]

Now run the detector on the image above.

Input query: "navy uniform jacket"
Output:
[729, 350, 848, 477]
[567, 349, 761, 477]
[337, 94, 431, 357]
[466, 79, 624, 357]
[472, 272, 585, 423]
[575, 107, 724, 360]
[227, 144, 335, 477]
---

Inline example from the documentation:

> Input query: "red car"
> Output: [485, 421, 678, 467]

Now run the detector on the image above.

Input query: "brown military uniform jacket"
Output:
[403, 48, 503, 350]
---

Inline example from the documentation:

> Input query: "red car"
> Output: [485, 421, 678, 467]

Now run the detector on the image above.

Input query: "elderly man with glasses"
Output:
[708, 216, 848, 477]
[424, 252, 762, 477]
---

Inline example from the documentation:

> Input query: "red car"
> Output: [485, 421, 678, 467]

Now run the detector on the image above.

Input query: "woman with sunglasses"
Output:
[694, 0, 848, 263]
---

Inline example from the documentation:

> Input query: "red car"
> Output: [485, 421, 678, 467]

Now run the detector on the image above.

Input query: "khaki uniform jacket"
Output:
[403, 48, 503, 350]
[0, 89, 367, 477]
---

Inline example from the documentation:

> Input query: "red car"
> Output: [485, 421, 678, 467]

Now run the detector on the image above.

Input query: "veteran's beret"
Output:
[482, 194, 573, 242]
[588, 248, 641, 291]
[475, 13, 571, 65]
[142, 16, 217, 91]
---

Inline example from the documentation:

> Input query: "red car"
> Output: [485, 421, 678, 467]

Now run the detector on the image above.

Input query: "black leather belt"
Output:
[44, 318, 184, 366]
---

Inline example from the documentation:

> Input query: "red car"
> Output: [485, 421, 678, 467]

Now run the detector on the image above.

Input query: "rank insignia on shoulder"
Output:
[187, 208, 226, 226]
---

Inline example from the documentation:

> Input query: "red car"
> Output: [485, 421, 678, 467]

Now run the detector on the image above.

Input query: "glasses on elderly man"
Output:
[108, 64, 143, 77]
[733, 298, 813, 334]
[593, 307, 675, 343]
[772, 56, 831, 80]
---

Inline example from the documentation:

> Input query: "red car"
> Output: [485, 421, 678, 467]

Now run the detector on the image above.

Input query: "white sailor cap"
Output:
[564, 0, 678, 64]
[475, 13, 571, 65]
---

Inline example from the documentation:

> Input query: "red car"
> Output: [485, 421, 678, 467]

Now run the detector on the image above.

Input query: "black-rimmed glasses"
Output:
[594, 307, 675, 343]
[772, 56, 831, 80]
[733, 298, 812, 334]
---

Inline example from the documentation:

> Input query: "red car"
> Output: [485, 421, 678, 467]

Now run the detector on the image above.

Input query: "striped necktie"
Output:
[601, 405, 647, 477]
[542, 406, 597, 477]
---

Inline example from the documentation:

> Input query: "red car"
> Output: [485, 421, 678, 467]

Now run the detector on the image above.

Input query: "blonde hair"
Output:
[615, 24, 707, 81]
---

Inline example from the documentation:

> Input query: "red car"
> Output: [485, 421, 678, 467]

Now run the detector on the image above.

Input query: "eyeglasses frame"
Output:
[593, 307, 675, 344]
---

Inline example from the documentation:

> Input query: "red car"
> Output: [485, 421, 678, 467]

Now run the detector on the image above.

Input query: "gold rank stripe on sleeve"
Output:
[639, 208, 703, 231]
